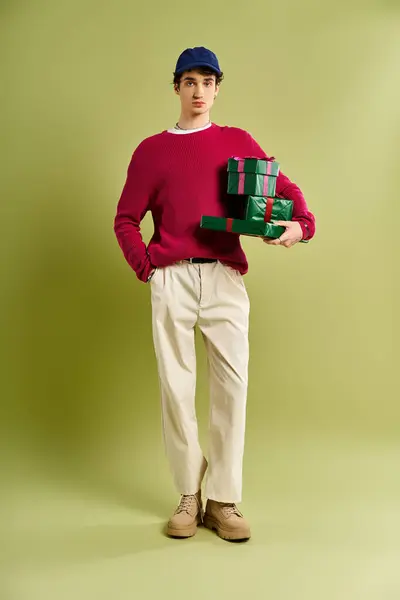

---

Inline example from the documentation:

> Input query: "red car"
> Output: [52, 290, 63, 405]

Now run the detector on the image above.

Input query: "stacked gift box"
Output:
[200, 157, 293, 239]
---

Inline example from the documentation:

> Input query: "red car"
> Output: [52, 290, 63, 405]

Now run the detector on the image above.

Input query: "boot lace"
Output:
[220, 503, 243, 518]
[175, 494, 202, 519]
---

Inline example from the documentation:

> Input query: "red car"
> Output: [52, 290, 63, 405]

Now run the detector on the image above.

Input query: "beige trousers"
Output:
[150, 260, 250, 503]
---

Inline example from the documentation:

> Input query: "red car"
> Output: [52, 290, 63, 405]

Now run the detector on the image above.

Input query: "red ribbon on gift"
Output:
[238, 173, 245, 194]
[264, 197, 274, 223]
[263, 175, 271, 196]
[237, 159, 245, 171]
[231, 156, 276, 165]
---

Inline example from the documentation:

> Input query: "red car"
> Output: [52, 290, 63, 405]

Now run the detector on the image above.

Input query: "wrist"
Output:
[297, 221, 308, 240]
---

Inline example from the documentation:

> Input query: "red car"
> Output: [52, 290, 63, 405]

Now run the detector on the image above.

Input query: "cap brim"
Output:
[176, 61, 221, 76]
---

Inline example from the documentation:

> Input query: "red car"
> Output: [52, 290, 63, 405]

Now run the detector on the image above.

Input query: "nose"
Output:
[193, 83, 204, 98]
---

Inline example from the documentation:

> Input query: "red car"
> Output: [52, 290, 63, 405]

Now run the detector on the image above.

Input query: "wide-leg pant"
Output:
[150, 260, 250, 503]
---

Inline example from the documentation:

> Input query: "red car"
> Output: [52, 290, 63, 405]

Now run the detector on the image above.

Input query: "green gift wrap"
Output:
[200, 216, 286, 238]
[227, 157, 280, 196]
[227, 157, 280, 176]
[228, 172, 278, 197]
[244, 196, 293, 223]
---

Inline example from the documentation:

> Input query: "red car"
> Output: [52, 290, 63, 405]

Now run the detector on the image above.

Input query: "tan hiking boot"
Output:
[204, 500, 251, 541]
[166, 491, 203, 538]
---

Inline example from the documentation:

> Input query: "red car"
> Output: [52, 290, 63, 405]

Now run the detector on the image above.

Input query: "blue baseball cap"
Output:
[175, 46, 222, 76]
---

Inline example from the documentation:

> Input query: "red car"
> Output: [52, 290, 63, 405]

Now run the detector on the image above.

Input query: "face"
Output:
[175, 70, 219, 116]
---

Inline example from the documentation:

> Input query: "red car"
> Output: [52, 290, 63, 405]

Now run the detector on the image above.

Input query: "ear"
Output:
[174, 83, 180, 95]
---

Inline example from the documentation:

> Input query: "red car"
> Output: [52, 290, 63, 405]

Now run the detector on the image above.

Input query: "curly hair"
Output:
[173, 67, 224, 90]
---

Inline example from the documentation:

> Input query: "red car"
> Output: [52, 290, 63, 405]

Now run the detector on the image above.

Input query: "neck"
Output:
[176, 112, 211, 130]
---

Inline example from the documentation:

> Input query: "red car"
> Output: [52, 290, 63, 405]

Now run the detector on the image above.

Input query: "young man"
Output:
[114, 46, 315, 542]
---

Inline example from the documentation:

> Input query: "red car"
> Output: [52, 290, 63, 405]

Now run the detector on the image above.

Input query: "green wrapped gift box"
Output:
[228, 172, 277, 197]
[227, 157, 280, 176]
[200, 216, 285, 238]
[227, 157, 280, 196]
[244, 196, 293, 222]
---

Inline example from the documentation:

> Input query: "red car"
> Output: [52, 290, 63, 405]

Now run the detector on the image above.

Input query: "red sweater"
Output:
[114, 123, 315, 282]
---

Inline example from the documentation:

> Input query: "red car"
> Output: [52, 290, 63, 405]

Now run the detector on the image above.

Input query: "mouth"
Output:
[192, 101, 205, 106]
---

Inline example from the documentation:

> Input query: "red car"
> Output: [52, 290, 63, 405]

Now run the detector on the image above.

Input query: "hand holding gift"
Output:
[263, 220, 303, 248]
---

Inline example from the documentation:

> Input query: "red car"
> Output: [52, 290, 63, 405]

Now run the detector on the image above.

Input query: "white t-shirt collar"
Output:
[166, 122, 212, 135]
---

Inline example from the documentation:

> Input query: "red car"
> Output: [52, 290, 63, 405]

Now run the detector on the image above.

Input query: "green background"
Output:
[1, 0, 399, 598]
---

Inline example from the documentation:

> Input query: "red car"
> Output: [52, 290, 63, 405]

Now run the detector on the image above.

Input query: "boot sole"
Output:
[203, 515, 251, 541]
[166, 517, 203, 538]
[166, 520, 201, 538]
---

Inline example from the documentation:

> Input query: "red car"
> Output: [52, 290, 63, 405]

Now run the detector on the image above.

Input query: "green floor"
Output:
[4, 429, 400, 600]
